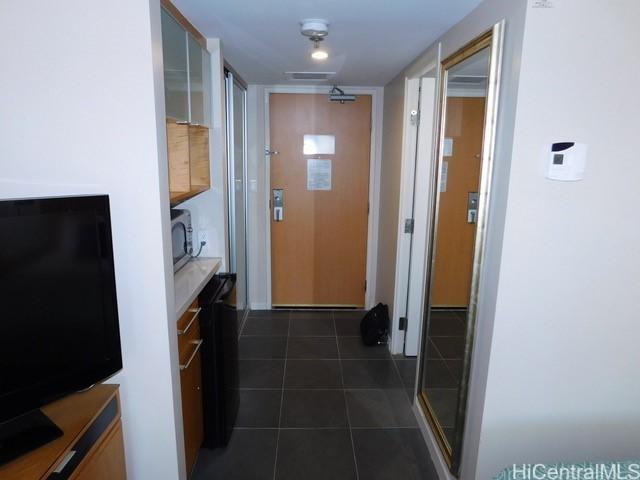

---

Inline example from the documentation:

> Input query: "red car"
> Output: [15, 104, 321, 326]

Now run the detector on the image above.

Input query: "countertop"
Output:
[174, 257, 222, 319]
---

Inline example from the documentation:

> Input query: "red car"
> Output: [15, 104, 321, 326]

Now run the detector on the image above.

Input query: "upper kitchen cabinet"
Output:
[188, 35, 206, 126]
[161, 9, 189, 123]
[202, 50, 212, 128]
[161, 8, 212, 128]
[161, 3, 213, 206]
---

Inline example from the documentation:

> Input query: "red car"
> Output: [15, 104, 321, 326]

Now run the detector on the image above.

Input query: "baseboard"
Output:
[249, 302, 269, 311]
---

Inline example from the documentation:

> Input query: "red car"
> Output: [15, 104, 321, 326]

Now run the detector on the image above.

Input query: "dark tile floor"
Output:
[193, 309, 437, 480]
[422, 309, 466, 446]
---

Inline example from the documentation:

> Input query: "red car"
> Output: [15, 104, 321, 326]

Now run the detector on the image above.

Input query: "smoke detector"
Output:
[301, 19, 330, 61]
[300, 19, 329, 41]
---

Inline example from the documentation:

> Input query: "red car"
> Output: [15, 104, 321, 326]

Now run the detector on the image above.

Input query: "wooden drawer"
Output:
[71, 420, 126, 480]
[177, 299, 199, 333]
[177, 298, 204, 477]
[180, 346, 203, 477]
[178, 301, 201, 354]
[178, 319, 201, 366]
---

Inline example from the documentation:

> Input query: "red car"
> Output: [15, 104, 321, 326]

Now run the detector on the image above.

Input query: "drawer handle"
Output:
[180, 339, 203, 371]
[53, 450, 76, 473]
[177, 307, 201, 336]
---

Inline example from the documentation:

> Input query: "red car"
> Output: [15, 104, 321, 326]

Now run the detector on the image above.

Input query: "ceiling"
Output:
[171, 0, 483, 86]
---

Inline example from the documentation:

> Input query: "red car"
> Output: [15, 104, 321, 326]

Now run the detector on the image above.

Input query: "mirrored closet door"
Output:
[417, 24, 504, 475]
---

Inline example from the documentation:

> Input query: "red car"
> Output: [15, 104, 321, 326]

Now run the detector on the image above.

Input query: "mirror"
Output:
[417, 26, 502, 475]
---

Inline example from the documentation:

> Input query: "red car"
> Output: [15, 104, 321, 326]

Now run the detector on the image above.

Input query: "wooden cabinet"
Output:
[0, 385, 126, 480]
[177, 300, 204, 477]
[161, 3, 212, 205]
[167, 122, 211, 204]
[73, 422, 126, 480]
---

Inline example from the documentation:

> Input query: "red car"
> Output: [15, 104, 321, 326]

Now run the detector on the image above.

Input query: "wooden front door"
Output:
[431, 97, 486, 307]
[269, 93, 371, 307]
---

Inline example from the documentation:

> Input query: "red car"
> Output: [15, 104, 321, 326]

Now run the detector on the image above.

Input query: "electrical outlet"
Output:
[198, 230, 208, 247]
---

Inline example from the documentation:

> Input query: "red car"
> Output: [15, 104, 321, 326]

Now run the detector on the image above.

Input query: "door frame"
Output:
[390, 45, 442, 355]
[263, 85, 384, 309]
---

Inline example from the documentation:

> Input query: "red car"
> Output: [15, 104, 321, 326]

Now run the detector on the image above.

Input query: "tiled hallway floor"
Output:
[193, 310, 437, 480]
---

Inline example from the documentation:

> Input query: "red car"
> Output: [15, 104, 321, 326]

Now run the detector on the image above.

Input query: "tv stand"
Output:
[0, 409, 63, 465]
[0, 384, 125, 479]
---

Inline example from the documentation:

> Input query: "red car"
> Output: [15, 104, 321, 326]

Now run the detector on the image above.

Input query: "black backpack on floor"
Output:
[360, 303, 390, 346]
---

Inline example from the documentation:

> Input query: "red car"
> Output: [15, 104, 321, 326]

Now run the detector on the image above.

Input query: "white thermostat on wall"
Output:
[546, 142, 587, 181]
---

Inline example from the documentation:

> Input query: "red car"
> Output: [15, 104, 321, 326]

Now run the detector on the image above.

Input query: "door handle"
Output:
[273, 189, 284, 221]
[467, 192, 479, 224]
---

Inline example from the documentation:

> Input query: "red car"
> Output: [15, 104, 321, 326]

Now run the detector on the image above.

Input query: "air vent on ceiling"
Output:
[285, 71, 335, 81]
[449, 75, 487, 85]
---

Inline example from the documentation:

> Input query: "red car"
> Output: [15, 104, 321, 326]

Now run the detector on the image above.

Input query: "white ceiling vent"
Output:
[449, 75, 487, 85]
[285, 71, 335, 81]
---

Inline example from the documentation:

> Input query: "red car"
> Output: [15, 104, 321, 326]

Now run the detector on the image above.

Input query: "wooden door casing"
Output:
[269, 93, 372, 307]
[431, 96, 486, 307]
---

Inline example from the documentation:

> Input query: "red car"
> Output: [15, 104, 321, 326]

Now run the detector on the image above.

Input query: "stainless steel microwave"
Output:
[171, 209, 193, 273]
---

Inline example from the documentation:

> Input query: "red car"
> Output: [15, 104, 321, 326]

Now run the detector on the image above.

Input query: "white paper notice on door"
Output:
[443, 138, 454, 157]
[440, 161, 449, 192]
[307, 159, 332, 190]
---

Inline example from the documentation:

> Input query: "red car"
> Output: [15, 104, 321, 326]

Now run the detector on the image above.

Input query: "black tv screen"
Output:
[0, 195, 122, 423]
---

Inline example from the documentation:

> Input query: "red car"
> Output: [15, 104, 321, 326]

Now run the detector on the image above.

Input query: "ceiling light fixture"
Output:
[311, 44, 329, 60]
[301, 19, 330, 61]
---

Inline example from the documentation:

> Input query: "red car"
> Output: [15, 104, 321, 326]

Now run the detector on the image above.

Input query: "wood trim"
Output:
[170, 186, 209, 206]
[161, 0, 207, 49]
[441, 30, 492, 71]
[417, 391, 453, 467]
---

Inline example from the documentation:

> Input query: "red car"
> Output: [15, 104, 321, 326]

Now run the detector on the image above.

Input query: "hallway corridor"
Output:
[193, 310, 436, 480]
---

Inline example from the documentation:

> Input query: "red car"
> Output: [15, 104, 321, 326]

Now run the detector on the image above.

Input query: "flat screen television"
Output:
[0, 195, 122, 464]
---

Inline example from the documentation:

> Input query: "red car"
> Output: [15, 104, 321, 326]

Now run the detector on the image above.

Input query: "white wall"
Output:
[180, 39, 229, 269]
[0, 1, 185, 479]
[476, 1, 640, 477]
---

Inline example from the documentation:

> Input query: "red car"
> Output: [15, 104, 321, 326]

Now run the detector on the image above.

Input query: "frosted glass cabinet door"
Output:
[188, 34, 204, 126]
[202, 50, 212, 128]
[161, 9, 189, 122]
